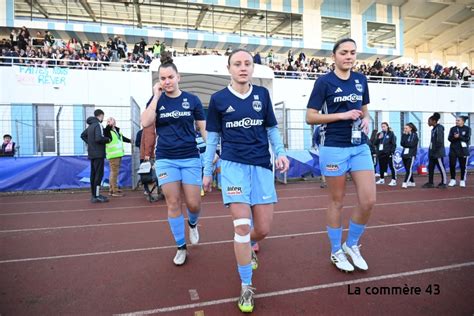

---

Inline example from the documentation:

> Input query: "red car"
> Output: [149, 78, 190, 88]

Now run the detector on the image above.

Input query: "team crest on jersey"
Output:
[181, 98, 190, 109]
[462, 131, 466, 135]
[252, 95, 262, 112]
[355, 83, 363, 93]
[227, 186, 243, 195]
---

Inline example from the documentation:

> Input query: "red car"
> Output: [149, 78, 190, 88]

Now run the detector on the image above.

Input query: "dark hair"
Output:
[94, 109, 104, 117]
[381, 122, 390, 128]
[457, 115, 467, 123]
[3, 134, 12, 139]
[406, 122, 417, 132]
[227, 48, 253, 66]
[159, 52, 178, 73]
[332, 38, 357, 54]
[429, 112, 441, 122]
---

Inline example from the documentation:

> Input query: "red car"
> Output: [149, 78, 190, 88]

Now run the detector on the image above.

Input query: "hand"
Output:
[275, 155, 290, 173]
[152, 82, 162, 97]
[360, 117, 370, 135]
[341, 109, 363, 121]
[203, 176, 213, 192]
[378, 133, 383, 139]
[454, 133, 459, 138]
[144, 155, 150, 161]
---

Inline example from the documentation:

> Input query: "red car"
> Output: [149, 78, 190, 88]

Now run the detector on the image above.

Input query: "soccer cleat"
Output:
[448, 179, 456, 187]
[96, 195, 109, 202]
[330, 249, 354, 272]
[173, 248, 187, 266]
[376, 179, 385, 185]
[342, 242, 368, 271]
[388, 179, 397, 186]
[408, 182, 416, 187]
[374, 173, 380, 177]
[238, 285, 255, 313]
[402, 182, 408, 189]
[460, 180, 466, 188]
[251, 249, 259, 270]
[189, 224, 199, 245]
[422, 182, 435, 189]
[437, 183, 447, 189]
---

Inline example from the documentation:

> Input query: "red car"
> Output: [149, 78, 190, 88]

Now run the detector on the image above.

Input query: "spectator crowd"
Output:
[1, 26, 472, 84]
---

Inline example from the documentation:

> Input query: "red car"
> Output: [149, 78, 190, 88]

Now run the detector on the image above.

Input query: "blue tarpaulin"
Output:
[0, 148, 472, 191]
[0, 155, 132, 192]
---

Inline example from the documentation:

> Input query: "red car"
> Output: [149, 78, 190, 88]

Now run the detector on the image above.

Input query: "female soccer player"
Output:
[448, 116, 471, 187]
[202, 49, 289, 313]
[400, 123, 419, 188]
[374, 122, 397, 186]
[141, 54, 206, 266]
[422, 112, 447, 189]
[306, 38, 375, 273]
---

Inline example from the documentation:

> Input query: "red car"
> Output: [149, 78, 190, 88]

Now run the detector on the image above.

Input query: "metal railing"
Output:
[273, 70, 474, 88]
[0, 56, 151, 72]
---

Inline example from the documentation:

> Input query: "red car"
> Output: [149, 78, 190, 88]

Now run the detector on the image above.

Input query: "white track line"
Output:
[1, 215, 473, 264]
[115, 261, 474, 315]
[0, 189, 470, 217]
[1, 196, 472, 233]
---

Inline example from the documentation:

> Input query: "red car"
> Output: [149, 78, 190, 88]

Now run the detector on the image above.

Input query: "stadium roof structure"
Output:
[10, 0, 474, 57]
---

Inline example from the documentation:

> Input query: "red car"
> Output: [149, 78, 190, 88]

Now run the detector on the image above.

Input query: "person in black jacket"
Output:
[1, 134, 16, 157]
[448, 116, 471, 187]
[400, 123, 419, 188]
[81, 109, 111, 203]
[374, 122, 397, 186]
[423, 112, 447, 189]
[368, 129, 378, 174]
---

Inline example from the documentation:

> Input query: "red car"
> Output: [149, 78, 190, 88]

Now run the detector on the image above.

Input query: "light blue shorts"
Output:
[220, 160, 277, 206]
[155, 158, 202, 186]
[319, 144, 373, 177]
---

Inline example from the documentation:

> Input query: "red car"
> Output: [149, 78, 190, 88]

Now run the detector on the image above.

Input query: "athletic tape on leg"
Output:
[233, 218, 251, 227]
[234, 233, 251, 243]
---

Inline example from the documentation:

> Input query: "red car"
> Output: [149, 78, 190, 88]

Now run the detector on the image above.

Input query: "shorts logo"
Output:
[182, 98, 190, 109]
[326, 164, 339, 172]
[227, 186, 243, 195]
[262, 195, 272, 200]
[252, 95, 262, 112]
[158, 172, 168, 180]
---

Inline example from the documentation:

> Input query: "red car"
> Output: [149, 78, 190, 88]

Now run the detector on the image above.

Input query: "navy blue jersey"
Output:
[307, 71, 370, 147]
[206, 85, 278, 169]
[155, 91, 205, 159]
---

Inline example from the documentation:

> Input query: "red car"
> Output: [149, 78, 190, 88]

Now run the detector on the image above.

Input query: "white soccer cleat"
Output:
[330, 249, 354, 272]
[408, 182, 416, 187]
[342, 242, 368, 271]
[376, 179, 385, 185]
[173, 249, 187, 266]
[460, 180, 466, 188]
[388, 179, 397, 186]
[448, 179, 456, 187]
[189, 225, 199, 245]
[402, 182, 408, 189]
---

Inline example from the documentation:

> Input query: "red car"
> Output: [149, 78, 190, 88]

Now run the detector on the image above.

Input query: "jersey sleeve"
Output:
[306, 79, 326, 111]
[264, 88, 278, 127]
[206, 95, 221, 133]
[193, 95, 206, 121]
[362, 77, 370, 105]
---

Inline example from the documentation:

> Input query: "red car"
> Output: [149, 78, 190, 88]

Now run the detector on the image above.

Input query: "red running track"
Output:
[0, 181, 473, 315]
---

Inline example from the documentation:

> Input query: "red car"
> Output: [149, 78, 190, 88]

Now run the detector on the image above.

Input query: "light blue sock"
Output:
[237, 263, 253, 286]
[187, 208, 200, 227]
[346, 220, 366, 247]
[168, 214, 186, 247]
[327, 226, 343, 253]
